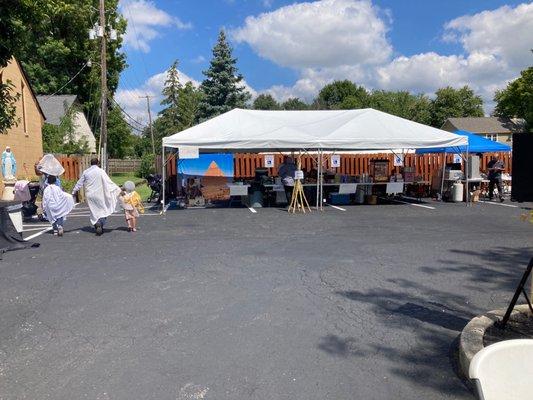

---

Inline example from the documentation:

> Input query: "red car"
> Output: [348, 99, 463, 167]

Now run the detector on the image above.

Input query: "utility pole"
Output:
[99, 0, 108, 172]
[139, 94, 155, 156]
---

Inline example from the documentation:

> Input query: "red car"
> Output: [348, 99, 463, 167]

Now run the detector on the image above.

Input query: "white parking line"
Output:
[390, 198, 436, 210]
[327, 204, 346, 211]
[478, 200, 518, 208]
[248, 207, 257, 213]
[25, 227, 53, 241]
[23, 226, 52, 232]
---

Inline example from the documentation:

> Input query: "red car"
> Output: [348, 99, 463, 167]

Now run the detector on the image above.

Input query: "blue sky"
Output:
[115, 0, 533, 125]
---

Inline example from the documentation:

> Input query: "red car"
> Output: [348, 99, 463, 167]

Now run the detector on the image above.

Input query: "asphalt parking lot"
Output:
[1, 200, 532, 399]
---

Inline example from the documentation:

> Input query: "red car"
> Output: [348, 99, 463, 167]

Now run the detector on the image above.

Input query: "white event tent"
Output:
[162, 108, 470, 208]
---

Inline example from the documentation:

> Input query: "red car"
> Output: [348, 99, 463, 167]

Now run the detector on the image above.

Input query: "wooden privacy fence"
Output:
[108, 158, 142, 174]
[65, 152, 513, 184]
[233, 152, 512, 184]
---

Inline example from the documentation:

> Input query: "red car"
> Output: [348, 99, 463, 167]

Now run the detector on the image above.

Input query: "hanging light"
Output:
[87, 59, 92, 68]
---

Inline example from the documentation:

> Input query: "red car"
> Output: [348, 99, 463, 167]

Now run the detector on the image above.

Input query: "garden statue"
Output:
[1, 146, 17, 201]
[2, 146, 17, 181]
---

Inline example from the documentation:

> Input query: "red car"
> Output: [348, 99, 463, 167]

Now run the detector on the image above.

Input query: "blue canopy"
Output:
[416, 130, 511, 154]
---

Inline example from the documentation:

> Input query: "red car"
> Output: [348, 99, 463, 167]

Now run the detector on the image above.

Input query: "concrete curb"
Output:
[459, 304, 532, 378]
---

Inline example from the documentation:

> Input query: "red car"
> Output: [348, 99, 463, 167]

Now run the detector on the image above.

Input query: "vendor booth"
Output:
[416, 130, 511, 202]
[161, 108, 469, 210]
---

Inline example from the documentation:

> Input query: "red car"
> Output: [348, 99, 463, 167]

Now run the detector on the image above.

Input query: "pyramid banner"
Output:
[179, 153, 234, 178]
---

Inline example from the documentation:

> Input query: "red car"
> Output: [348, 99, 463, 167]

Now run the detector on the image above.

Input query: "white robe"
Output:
[73, 165, 121, 225]
[42, 184, 75, 223]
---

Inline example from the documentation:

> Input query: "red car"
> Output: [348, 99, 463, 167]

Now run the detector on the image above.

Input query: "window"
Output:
[484, 133, 498, 141]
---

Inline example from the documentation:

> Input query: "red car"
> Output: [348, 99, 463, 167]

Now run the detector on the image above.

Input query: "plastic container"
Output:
[452, 182, 464, 202]
[355, 187, 365, 204]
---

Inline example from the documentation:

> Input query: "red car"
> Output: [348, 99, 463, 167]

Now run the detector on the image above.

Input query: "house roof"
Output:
[8, 58, 46, 120]
[36, 94, 77, 125]
[444, 117, 525, 134]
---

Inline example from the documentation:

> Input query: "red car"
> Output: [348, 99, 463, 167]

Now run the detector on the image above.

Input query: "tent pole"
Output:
[320, 149, 324, 211]
[440, 153, 446, 201]
[161, 143, 166, 214]
[465, 145, 469, 207]
[315, 148, 320, 211]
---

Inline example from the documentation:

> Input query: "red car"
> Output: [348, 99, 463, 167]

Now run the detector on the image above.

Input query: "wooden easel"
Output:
[288, 155, 311, 213]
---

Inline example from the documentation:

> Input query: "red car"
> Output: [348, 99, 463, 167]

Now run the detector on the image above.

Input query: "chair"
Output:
[469, 339, 533, 400]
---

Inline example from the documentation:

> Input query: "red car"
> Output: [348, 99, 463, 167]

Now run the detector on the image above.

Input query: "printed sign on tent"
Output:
[393, 154, 404, 166]
[178, 146, 199, 159]
[331, 154, 341, 168]
[453, 154, 462, 164]
[264, 154, 275, 168]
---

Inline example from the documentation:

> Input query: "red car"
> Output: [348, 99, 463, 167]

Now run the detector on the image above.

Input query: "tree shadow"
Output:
[320, 280, 475, 396]
[419, 246, 532, 294]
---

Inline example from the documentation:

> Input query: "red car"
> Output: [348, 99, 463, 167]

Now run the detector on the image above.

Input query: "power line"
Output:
[109, 96, 148, 130]
[43, 62, 89, 99]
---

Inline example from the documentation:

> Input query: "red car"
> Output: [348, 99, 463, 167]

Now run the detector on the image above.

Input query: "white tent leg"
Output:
[465, 146, 469, 207]
[440, 153, 446, 201]
[315, 154, 320, 211]
[319, 149, 324, 211]
[161, 143, 166, 214]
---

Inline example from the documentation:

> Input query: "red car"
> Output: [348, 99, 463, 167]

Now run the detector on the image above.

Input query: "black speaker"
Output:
[512, 133, 533, 202]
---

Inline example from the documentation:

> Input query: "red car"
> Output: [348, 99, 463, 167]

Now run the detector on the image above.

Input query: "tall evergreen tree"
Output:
[159, 60, 182, 127]
[198, 30, 251, 120]
[177, 82, 202, 129]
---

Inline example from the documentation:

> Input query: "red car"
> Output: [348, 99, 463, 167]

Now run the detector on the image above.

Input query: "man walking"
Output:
[487, 155, 505, 202]
[72, 158, 121, 235]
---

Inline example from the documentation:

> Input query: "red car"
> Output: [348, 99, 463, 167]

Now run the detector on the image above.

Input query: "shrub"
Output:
[136, 153, 155, 178]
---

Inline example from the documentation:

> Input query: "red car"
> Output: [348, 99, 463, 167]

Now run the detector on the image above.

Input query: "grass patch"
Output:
[111, 173, 152, 201]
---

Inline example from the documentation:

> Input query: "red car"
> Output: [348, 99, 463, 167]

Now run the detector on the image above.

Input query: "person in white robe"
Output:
[71, 158, 121, 235]
[42, 175, 74, 237]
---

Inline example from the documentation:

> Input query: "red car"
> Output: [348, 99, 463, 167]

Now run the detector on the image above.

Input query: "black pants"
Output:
[489, 177, 503, 200]
[284, 185, 294, 204]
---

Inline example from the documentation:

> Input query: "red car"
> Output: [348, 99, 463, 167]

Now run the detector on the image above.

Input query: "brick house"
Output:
[0, 58, 45, 183]
[441, 117, 525, 147]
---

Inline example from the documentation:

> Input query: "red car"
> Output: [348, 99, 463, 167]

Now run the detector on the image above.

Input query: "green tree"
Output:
[494, 66, 533, 131]
[430, 86, 484, 127]
[107, 106, 133, 158]
[253, 94, 280, 110]
[198, 30, 251, 120]
[151, 62, 203, 153]
[177, 81, 202, 129]
[315, 80, 370, 109]
[368, 91, 433, 125]
[0, 0, 36, 132]
[159, 60, 182, 126]
[11, 0, 127, 128]
[282, 97, 309, 110]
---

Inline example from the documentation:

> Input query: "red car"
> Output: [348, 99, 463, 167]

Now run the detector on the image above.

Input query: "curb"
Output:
[459, 304, 532, 378]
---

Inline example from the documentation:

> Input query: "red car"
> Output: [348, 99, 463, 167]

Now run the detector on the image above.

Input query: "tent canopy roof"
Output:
[416, 130, 511, 154]
[163, 108, 468, 151]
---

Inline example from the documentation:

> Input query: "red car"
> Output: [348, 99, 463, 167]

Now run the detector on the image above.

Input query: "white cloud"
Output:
[248, 2, 533, 112]
[120, 0, 192, 53]
[232, 0, 392, 69]
[116, 69, 199, 124]
[444, 3, 533, 70]
[191, 55, 206, 64]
